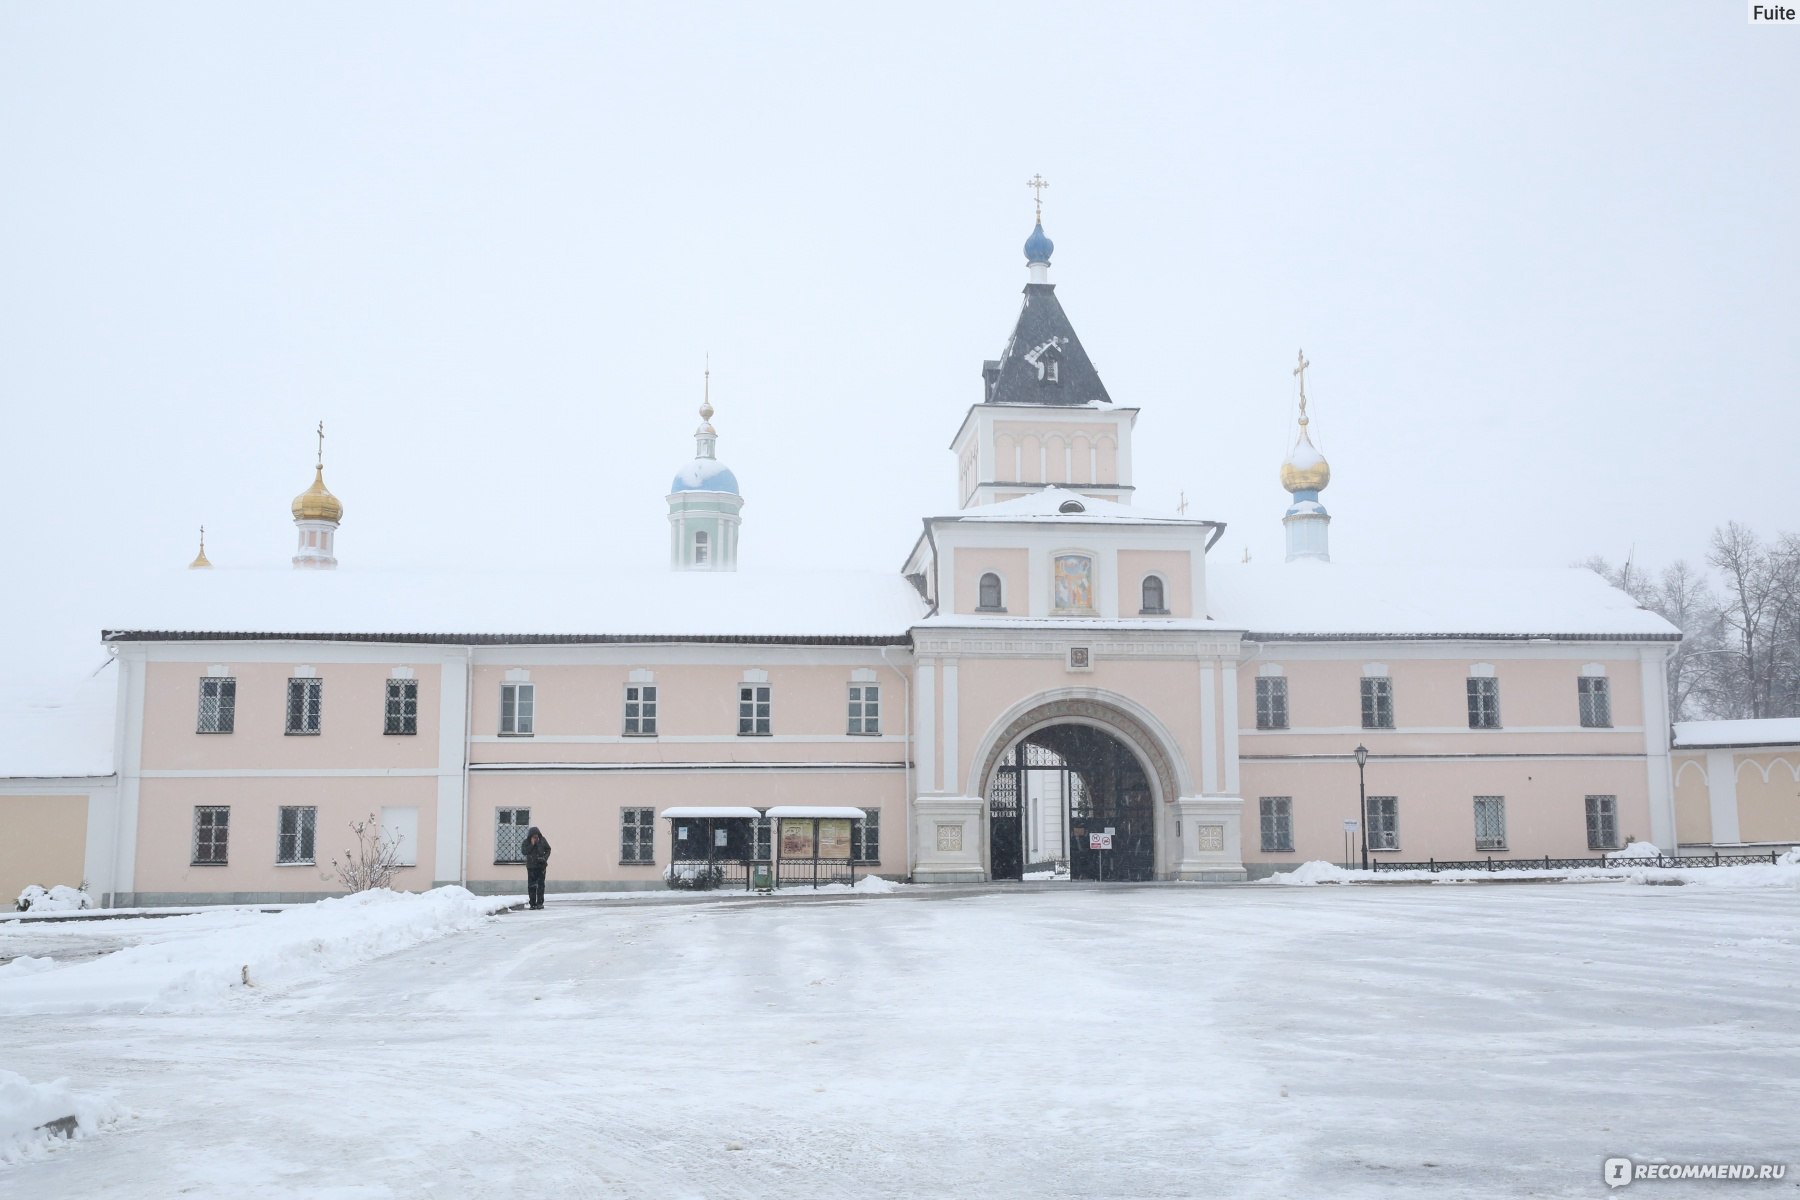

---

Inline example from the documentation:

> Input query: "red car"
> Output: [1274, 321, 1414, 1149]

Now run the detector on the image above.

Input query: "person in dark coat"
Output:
[521, 826, 552, 909]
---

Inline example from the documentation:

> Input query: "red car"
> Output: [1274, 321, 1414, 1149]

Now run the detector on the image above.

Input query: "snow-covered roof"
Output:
[940, 488, 1210, 526]
[1672, 718, 1800, 749]
[102, 567, 926, 643]
[764, 806, 868, 820]
[660, 807, 762, 820]
[1205, 563, 1680, 640]
[0, 664, 117, 779]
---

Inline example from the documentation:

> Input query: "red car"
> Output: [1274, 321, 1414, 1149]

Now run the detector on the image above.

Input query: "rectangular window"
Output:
[1578, 676, 1612, 728]
[1586, 794, 1619, 851]
[1467, 676, 1501, 729]
[621, 807, 655, 864]
[751, 816, 772, 861]
[494, 807, 531, 863]
[848, 684, 881, 735]
[1259, 796, 1294, 853]
[853, 808, 881, 863]
[197, 677, 236, 734]
[500, 683, 534, 736]
[193, 805, 230, 865]
[277, 805, 318, 864]
[1360, 677, 1394, 730]
[285, 677, 323, 735]
[1367, 795, 1399, 851]
[1473, 796, 1507, 851]
[1255, 677, 1289, 730]
[624, 684, 658, 735]
[738, 684, 771, 736]
[385, 679, 418, 736]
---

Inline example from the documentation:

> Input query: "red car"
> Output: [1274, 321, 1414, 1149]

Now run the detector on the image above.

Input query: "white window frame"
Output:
[694, 530, 710, 565]
[977, 571, 1004, 611]
[848, 683, 881, 735]
[1140, 573, 1168, 614]
[385, 678, 418, 736]
[277, 805, 318, 865]
[1578, 675, 1612, 728]
[1360, 676, 1394, 730]
[495, 807, 531, 863]
[1255, 676, 1289, 730]
[1466, 675, 1502, 729]
[1367, 795, 1399, 851]
[853, 808, 881, 863]
[624, 683, 658, 736]
[1259, 796, 1293, 853]
[193, 805, 230, 865]
[1473, 796, 1507, 851]
[1585, 794, 1620, 851]
[500, 682, 535, 736]
[738, 684, 771, 736]
[285, 677, 323, 736]
[621, 807, 655, 864]
[197, 676, 236, 734]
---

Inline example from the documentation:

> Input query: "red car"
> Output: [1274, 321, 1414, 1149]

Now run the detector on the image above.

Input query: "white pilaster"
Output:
[1199, 662, 1219, 794]
[916, 658, 936, 795]
[941, 657, 958, 795]
[435, 655, 471, 885]
[1704, 749, 1742, 844]
[1639, 646, 1677, 849]
[1221, 661, 1240, 795]
[110, 648, 146, 906]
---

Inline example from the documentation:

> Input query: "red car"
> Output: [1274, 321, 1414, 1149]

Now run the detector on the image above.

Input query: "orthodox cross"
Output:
[315, 420, 326, 469]
[1176, 491, 1188, 517]
[1027, 174, 1049, 222]
[1292, 349, 1311, 419]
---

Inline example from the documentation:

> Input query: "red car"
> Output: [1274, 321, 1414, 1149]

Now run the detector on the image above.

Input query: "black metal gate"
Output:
[986, 724, 1156, 882]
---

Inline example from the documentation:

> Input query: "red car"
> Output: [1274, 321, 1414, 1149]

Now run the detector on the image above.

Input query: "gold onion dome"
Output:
[188, 526, 213, 569]
[291, 466, 343, 523]
[1280, 418, 1331, 494]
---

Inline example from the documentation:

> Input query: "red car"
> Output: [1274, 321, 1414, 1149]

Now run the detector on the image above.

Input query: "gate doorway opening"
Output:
[986, 724, 1155, 882]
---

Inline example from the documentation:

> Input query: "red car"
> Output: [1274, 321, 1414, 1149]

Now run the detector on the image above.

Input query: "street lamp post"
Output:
[1354, 743, 1370, 871]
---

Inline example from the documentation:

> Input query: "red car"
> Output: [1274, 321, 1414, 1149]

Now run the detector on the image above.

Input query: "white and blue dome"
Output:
[671, 458, 740, 494]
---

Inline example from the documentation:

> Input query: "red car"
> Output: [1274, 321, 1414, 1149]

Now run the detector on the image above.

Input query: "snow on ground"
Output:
[1263, 852, 1800, 889]
[0, 1070, 119, 1166]
[2, 884, 1796, 1197]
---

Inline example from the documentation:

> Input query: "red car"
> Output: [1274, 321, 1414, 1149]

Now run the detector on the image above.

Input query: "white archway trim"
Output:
[1737, 756, 1800, 785]
[1674, 758, 1708, 787]
[963, 685, 1197, 801]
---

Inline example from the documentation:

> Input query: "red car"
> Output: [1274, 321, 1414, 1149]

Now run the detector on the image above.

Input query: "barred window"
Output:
[751, 816, 772, 861]
[494, 807, 531, 863]
[500, 683, 534, 736]
[385, 679, 418, 736]
[285, 678, 323, 735]
[1259, 796, 1293, 853]
[1473, 796, 1507, 850]
[621, 807, 655, 864]
[1367, 796, 1399, 850]
[1140, 575, 1166, 614]
[277, 805, 318, 864]
[618, 684, 655, 735]
[848, 684, 880, 735]
[197, 677, 236, 734]
[853, 808, 881, 863]
[1360, 677, 1394, 730]
[738, 684, 771, 736]
[1578, 676, 1612, 728]
[193, 806, 230, 865]
[1255, 677, 1289, 730]
[1467, 677, 1501, 729]
[1585, 795, 1619, 851]
[978, 572, 1003, 610]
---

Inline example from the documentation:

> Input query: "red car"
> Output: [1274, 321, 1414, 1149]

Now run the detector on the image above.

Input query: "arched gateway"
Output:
[974, 697, 1182, 883]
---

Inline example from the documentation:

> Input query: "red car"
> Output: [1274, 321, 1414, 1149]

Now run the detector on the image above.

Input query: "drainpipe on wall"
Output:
[460, 646, 473, 888]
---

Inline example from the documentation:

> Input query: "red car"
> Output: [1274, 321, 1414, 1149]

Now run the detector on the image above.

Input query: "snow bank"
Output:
[786, 876, 906, 895]
[15, 885, 93, 913]
[1261, 853, 1800, 890]
[0, 1069, 119, 1165]
[1608, 841, 1662, 859]
[0, 887, 509, 1016]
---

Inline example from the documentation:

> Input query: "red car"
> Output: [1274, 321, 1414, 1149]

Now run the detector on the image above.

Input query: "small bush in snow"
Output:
[663, 862, 724, 891]
[15, 884, 92, 913]
[330, 813, 406, 893]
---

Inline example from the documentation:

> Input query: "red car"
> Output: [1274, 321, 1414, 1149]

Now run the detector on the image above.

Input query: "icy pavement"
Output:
[3, 884, 1796, 1197]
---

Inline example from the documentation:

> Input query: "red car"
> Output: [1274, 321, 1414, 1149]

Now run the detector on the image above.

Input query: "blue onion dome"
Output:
[1024, 221, 1054, 265]
[671, 459, 740, 495]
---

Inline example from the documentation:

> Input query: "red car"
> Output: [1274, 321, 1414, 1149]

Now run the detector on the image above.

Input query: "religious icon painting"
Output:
[1054, 554, 1094, 612]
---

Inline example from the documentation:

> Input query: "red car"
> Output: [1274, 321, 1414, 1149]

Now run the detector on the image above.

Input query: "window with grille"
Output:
[738, 684, 771, 735]
[751, 816, 772, 861]
[500, 683, 534, 736]
[1367, 796, 1399, 850]
[1585, 794, 1619, 850]
[385, 679, 418, 735]
[1256, 677, 1289, 730]
[853, 808, 881, 863]
[978, 572, 1003, 610]
[1141, 575, 1166, 614]
[277, 806, 318, 864]
[495, 807, 531, 863]
[624, 684, 657, 735]
[1467, 677, 1501, 729]
[197, 677, 236, 734]
[621, 807, 655, 864]
[1578, 676, 1612, 728]
[1473, 796, 1506, 850]
[286, 678, 323, 735]
[193, 806, 230, 864]
[1259, 796, 1293, 852]
[848, 684, 880, 735]
[694, 531, 710, 564]
[1360, 677, 1394, 729]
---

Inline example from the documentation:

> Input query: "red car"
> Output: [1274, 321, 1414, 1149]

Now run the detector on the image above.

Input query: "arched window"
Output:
[694, 530, 710, 565]
[978, 572, 1003, 610]
[1141, 575, 1166, 613]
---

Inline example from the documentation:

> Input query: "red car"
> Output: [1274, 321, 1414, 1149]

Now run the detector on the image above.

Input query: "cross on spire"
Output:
[1027, 174, 1049, 222]
[315, 420, 325, 469]
[1292, 349, 1311, 421]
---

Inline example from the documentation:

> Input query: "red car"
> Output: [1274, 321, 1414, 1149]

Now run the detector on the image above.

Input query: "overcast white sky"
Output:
[2, 2, 1795, 690]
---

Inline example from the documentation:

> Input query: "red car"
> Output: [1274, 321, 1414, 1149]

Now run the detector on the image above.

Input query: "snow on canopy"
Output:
[1672, 718, 1800, 748]
[102, 566, 926, 642]
[945, 487, 1199, 525]
[0, 664, 116, 779]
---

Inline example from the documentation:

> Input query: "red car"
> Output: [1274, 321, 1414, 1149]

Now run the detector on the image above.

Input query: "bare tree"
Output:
[330, 812, 405, 893]
[1707, 523, 1800, 719]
